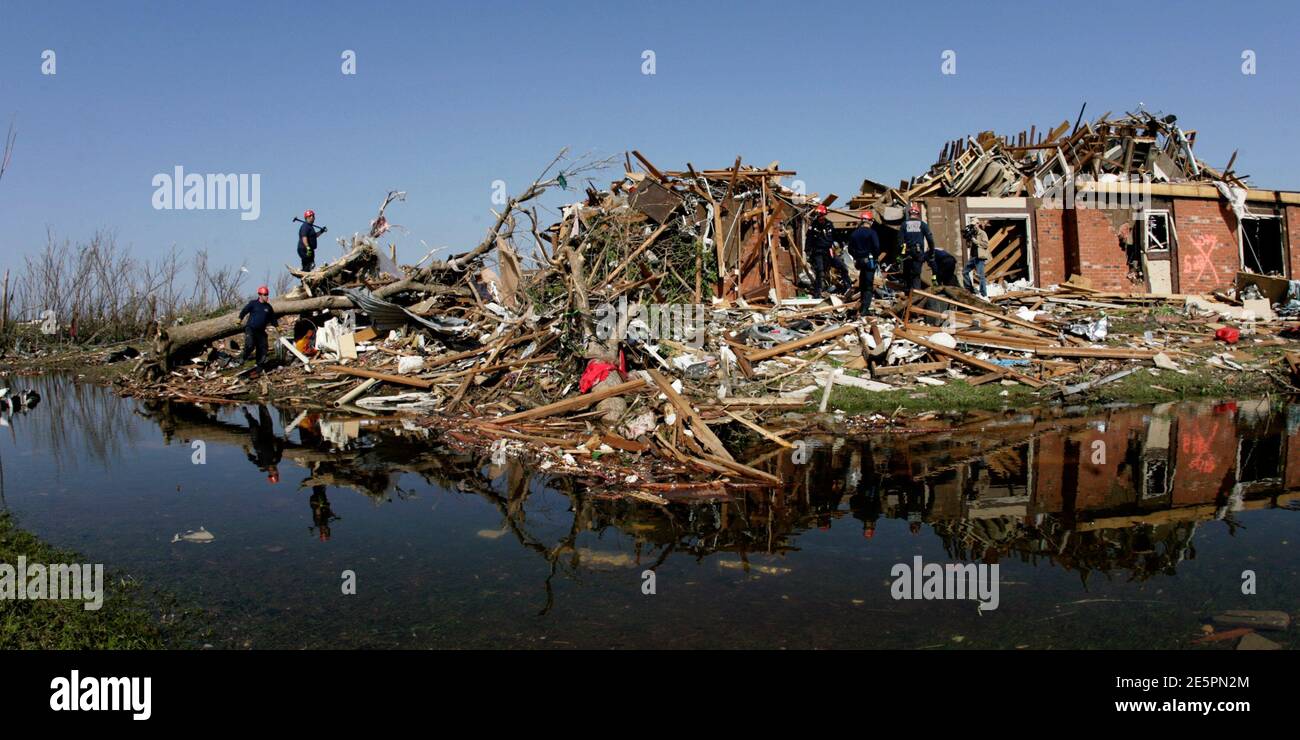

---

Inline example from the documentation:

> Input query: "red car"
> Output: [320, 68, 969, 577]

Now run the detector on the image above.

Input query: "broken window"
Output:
[1240, 216, 1286, 276]
[1142, 211, 1172, 252]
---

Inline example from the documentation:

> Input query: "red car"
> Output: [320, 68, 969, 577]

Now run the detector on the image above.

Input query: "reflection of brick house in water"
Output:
[825, 401, 1299, 580]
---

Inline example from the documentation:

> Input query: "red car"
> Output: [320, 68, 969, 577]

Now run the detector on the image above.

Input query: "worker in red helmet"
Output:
[238, 286, 277, 370]
[897, 202, 935, 293]
[805, 204, 851, 299]
[847, 210, 882, 317]
[297, 209, 327, 272]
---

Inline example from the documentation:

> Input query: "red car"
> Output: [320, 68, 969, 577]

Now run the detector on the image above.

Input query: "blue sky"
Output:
[1, 0, 1296, 283]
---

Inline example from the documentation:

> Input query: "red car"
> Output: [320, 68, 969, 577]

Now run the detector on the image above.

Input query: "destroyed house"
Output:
[847, 109, 1300, 295]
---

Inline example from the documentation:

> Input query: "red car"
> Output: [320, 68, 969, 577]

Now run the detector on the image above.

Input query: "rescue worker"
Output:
[896, 202, 935, 293]
[962, 220, 991, 297]
[925, 246, 960, 287]
[298, 209, 326, 272]
[238, 286, 276, 370]
[847, 210, 882, 317]
[805, 205, 850, 298]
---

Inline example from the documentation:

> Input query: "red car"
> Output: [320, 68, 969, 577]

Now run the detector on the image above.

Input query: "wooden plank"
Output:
[745, 324, 858, 362]
[911, 289, 1057, 337]
[894, 328, 1047, 388]
[494, 377, 650, 423]
[723, 411, 795, 449]
[648, 370, 734, 462]
[324, 365, 434, 389]
[872, 360, 951, 377]
[1034, 347, 1158, 359]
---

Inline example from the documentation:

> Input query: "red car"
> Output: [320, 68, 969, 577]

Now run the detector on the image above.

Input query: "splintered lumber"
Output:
[744, 324, 857, 362]
[334, 378, 380, 407]
[1034, 347, 1159, 359]
[648, 370, 735, 462]
[894, 328, 1046, 388]
[872, 360, 950, 377]
[699, 452, 782, 485]
[495, 377, 650, 424]
[723, 410, 794, 448]
[911, 289, 1057, 337]
[324, 365, 435, 389]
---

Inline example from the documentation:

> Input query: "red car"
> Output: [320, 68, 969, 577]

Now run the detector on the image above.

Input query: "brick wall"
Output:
[1073, 208, 1131, 292]
[1173, 198, 1239, 294]
[1033, 203, 1066, 286]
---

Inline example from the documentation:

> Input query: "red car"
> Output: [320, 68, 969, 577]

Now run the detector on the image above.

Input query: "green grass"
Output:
[0, 512, 200, 649]
[819, 355, 1287, 415]
[823, 377, 1043, 414]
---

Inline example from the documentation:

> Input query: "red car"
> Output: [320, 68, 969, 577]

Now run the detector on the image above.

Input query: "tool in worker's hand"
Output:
[292, 217, 327, 234]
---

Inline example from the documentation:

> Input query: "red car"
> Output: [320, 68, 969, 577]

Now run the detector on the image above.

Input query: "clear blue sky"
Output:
[1, 0, 1296, 283]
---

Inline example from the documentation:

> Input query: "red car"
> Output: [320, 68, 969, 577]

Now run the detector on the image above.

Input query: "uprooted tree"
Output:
[146, 149, 615, 374]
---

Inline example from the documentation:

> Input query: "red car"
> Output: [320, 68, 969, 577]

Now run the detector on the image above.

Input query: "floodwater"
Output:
[2, 373, 1297, 649]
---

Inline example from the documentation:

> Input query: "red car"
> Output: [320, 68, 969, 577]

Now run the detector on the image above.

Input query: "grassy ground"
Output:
[0, 511, 200, 649]
[822, 346, 1290, 414]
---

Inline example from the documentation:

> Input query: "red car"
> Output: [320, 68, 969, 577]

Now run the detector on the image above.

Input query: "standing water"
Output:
[2, 374, 1297, 648]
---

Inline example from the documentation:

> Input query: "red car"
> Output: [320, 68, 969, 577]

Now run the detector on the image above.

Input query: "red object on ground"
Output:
[1214, 326, 1240, 344]
[579, 360, 619, 393]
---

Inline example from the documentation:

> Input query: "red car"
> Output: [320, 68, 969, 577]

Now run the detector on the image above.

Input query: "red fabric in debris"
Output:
[1215, 327, 1240, 344]
[579, 360, 619, 393]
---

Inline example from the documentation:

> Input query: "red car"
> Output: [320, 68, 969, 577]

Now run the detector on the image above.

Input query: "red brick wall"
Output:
[1173, 198, 1239, 294]
[1073, 209, 1131, 292]
[1033, 205, 1066, 286]
[1285, 205, 1300, 279]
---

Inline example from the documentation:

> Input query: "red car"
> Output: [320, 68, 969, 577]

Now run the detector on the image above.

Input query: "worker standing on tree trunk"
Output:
[238, 286, 276, 371]
[897, 202, 934, 293]
[298, 209, 325, 271]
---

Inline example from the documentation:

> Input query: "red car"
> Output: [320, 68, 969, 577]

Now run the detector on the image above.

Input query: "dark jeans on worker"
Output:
[902, 257, 923, 292]
[964, 258, 987, 297]
[298, 245, 315, 272]
[243, 326, 269, 367]
[810, 251, 830, 297]
[856, 260, 876, 314]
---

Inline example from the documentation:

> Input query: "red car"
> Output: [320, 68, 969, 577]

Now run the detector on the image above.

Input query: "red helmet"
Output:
[860, 210, 874, 221]
[257, 286, 270, 296]
[303, 209, 315, 219]
[908, 203, 921, 215]
[815, 205, 828, 215]
[267, 471, 280, 484]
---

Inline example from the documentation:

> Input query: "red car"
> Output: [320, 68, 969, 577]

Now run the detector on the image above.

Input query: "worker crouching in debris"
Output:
[925, 246, 960, 287]
[806, 205, 850, 299]
[897, 202, 934, 293]
[847, 210, 882, 317]
[962, 220, 990, 298]
[238, 286, 277, 371]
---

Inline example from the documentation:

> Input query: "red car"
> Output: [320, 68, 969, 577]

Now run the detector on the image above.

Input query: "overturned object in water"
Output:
[171, 526, 215, 544]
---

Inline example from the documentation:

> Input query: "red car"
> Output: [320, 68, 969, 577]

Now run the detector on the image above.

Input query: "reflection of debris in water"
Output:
[574, 548, 636, 568]
[717, 560, 792, 576]
[476, 528, 509, 539]
[171, 527, 215, 544]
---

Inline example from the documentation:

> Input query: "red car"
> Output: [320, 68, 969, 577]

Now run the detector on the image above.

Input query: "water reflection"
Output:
[131, 393, 1300, 593]
[4, 374, 1299, 639]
